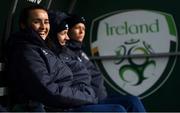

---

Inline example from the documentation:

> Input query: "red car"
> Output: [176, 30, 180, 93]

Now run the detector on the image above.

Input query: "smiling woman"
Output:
[19, 8, 50, 40]
[0, 1, 52, 112]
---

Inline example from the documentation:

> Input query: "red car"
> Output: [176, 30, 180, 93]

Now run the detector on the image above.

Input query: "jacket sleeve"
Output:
[9, 46, 97, 108]
[80, 51, 108, 101]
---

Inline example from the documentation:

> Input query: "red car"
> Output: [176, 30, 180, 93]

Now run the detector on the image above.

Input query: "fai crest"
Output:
[90, 10, 178, 98]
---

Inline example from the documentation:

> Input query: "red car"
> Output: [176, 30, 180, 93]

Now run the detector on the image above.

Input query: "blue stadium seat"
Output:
[72, 104, 126, 112]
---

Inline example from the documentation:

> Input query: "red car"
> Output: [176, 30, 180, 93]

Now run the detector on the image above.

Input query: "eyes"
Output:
[72, 23, 86, 31]
[57, 30, 69, 37]
[59, 30, 68, 35]
[74, 25, 85, 31]
[32, 19, 49, 25]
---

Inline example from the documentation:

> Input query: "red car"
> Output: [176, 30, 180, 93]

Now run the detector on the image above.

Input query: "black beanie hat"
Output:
[48, 11, 69, 36]
[66, 14, 86, 29]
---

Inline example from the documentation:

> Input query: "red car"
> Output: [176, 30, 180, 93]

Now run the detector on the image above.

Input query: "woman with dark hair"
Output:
[47, 11, 126, 112]
[6, 6, 98, 112]
[65, 14, 146, 112]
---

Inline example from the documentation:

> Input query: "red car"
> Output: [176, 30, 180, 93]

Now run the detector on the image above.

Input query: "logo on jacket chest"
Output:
[41, 48, 48, 55]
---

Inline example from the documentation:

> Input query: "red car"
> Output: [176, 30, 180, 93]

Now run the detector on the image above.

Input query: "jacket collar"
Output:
[10, 28, 48, 48]
[67, 40, 82, 51]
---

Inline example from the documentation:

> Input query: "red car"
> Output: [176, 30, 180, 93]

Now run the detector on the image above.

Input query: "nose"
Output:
[66, 34, 70, 40]
[80, 28, 85, 34]
[40, 22, 46, 29]
[80, 29, 83, 33]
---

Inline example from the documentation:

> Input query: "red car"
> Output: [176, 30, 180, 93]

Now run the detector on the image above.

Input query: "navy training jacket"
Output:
[67, 40, 107, 101]
[6, 29, 97, 109]
[50, 39, 107, 101]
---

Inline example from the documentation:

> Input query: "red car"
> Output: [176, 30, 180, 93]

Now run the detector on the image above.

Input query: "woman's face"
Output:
[68, 23, 85, 42]
[27, 9, 50, 40]
[57, 29, 70, 46]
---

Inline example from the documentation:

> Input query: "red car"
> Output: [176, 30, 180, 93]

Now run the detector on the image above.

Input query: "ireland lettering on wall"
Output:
[90, 10, 178, 99]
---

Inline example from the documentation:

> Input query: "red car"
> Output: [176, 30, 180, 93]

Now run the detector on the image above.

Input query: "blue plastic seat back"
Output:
[72, 104, 126, 112]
